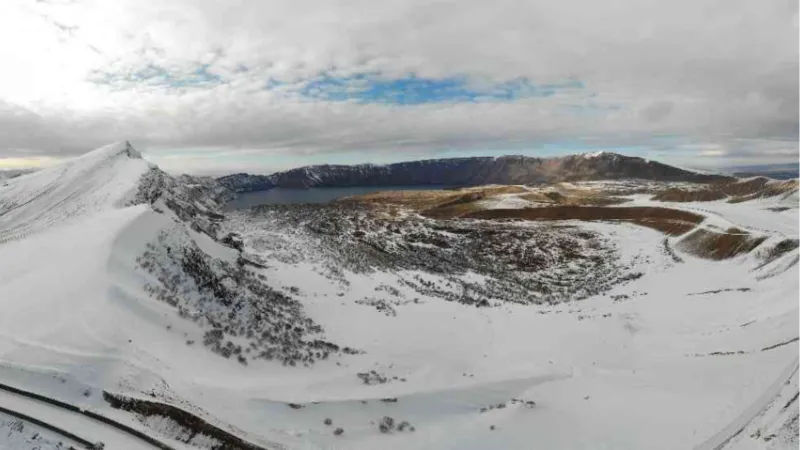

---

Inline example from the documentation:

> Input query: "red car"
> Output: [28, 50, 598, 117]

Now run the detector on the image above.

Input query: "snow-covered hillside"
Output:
[0, 142, 151, 244]
[0, 142, 797, 450]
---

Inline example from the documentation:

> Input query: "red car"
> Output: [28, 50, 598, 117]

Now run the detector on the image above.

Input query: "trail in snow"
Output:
[694, 357, 799, 450]
[0, 387, 165, 450]
[0, 406, 91, 449]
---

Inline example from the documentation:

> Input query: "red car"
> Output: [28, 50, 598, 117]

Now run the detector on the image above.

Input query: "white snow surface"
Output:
[0, 388, 155, 450]
[0, 141, 151, 244]
[0, 143, 797, 449]
[0, 411, 84, 450]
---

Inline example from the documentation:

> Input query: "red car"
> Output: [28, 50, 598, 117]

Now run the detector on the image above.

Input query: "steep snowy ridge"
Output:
[0, 141, 153, 243]
[0, 142, 278, 449]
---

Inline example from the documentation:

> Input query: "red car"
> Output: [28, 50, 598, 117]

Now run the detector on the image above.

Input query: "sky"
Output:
[0, 0, 797, 175]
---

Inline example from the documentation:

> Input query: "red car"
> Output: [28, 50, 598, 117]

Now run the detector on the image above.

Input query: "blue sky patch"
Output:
[288, 73, 583, 104]
[90, 65, 584, 105]
[90, 64, 223, 89]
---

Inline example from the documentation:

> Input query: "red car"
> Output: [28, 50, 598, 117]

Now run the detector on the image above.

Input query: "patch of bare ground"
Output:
[464, 206, 703, 236]
[519, 191, 630, 206]
[652, 188, 727, 202]
[718, 177, 772, 195]
[727, 179, 798, 203]
[755, 239, 800, 269]
[340, 185, 525, 209]
[104, 391, 268, 450]
[339, 185, 530, 219]
[420, 191, 500, 219]
[651, 178, 798, 203]
[676, 227, 767, 260]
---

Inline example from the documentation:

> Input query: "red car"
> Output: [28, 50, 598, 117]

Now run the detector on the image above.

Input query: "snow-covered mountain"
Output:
[218, 152, 731, 192]
[0, 142, 283, 448]
[0, 142, 797, 450]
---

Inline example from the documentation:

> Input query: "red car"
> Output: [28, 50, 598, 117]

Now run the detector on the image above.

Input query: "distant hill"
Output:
[215, 172, 276, 193]
[727, 163, 799, 180]
[217, 152, 732, 193]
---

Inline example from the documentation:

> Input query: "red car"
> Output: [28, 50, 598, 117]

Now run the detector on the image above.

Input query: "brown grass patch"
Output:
[676, 227, 767, 260]
[727, 179, 798, 203]
[464, 206, 703, 236]
[340, 185, 529, 219]
[520, 191, 630, 206]
[716, 178, 770, 196]
[652, 179, 798, 204]
[652, 188, 727, 202]
[756, 239, 800, 268]
[340, 185, 525, 209]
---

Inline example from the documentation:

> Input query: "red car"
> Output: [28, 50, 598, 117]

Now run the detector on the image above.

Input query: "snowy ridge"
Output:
[0, 142, 276, 449]
[581, 150, 609, 158]
[0, 141, 152, 243]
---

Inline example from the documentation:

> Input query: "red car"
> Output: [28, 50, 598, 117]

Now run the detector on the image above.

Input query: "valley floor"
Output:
[206, 217, 798, 450]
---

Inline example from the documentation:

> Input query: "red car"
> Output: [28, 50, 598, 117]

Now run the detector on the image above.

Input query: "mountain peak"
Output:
[0, 141, 153, 242]
[80, 140, 142, 160]
[582, 150, 610, 158]
[122, 140, 142, 159]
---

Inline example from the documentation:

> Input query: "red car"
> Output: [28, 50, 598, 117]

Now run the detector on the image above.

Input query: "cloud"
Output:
[0, 156, 59, 170]
[0, 0, 796, 172]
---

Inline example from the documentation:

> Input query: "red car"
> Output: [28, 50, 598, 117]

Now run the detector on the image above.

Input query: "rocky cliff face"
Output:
[217, 152, 730, 192]
[216, 172, 276, 193]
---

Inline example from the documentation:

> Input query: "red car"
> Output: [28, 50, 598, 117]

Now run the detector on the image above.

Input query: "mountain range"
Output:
[217, 152, 731, 193]
[727, 163, 800, 180]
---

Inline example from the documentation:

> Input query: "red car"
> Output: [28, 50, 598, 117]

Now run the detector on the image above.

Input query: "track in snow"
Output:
[0, 405, 93, 449]
[693, 356, 800, 450]
[0, 382, 174, 450]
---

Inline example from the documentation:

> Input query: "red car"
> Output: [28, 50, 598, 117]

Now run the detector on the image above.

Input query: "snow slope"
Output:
[0, 142, 797, 450]
[212, 217, 797, 450]
[0, 142, 239, 449]
[0, 141, 151, 244]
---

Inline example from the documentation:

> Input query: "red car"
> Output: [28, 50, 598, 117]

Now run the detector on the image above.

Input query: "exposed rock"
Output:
[217, 173, 276, 193]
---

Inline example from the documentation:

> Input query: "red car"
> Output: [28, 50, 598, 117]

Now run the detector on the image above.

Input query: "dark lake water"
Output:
[224, 185, 450, 210]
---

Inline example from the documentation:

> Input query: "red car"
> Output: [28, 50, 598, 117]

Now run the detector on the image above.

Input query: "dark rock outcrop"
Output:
[216, 173, 275, 193]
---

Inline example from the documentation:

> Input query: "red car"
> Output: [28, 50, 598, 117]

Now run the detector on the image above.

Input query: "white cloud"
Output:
[0, 0, 796, 172]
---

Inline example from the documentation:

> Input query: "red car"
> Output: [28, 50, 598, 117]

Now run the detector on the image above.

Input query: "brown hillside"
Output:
[464, 206, 703, 236]
[652, 189, 726, 202]
[676, 227, 767, 260]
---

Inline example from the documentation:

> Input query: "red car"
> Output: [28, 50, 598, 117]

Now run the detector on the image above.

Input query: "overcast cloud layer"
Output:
[0, 0, 797, 174]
